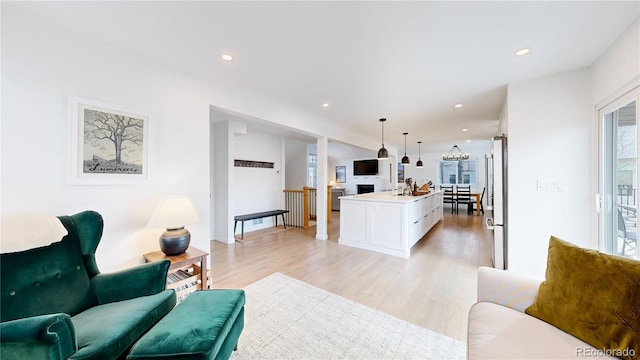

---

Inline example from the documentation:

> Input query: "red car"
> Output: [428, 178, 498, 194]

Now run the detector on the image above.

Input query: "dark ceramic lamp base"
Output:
[160, 227, 190, 255]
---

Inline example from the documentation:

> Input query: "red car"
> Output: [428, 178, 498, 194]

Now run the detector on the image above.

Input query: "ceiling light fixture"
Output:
[454, 104, 463, 108]
[443, 145, 470, 161]
[515, 48, 530, 56]
[416, 141, 423, 168]
[222, 54, 233, 61]
[322, 103, 330, 107]
[462, 128, 468, 132]
[401, 132, 410, 165]
[466, 140, 471, 143]
[377, 118, 389, 160]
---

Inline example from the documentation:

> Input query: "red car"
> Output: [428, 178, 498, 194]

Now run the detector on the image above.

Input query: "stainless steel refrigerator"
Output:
[486, 135, 508, 270]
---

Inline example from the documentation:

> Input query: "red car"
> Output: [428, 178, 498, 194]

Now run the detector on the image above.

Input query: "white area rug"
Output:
[230, 273, 466, 360]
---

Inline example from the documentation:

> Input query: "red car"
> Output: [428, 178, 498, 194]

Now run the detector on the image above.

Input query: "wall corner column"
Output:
[316, 136, 329, 240]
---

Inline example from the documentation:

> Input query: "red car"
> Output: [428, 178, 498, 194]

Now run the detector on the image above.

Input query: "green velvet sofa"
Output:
[0, 211, 177, 360]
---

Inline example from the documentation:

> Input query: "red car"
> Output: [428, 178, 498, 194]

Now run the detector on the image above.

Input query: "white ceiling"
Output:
[15, 1, 639, 153]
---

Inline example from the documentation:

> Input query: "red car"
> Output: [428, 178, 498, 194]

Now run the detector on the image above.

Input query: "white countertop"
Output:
[340, 190, 441, 203]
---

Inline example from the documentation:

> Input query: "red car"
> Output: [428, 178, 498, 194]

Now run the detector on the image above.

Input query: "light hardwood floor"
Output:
[210, 206, 493, 341]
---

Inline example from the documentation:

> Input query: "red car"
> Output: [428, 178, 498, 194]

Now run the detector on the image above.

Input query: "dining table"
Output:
[452, 192, 482, 216]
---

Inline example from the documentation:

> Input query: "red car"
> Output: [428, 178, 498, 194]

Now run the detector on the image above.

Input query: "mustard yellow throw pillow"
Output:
[525, 236, 640, 359]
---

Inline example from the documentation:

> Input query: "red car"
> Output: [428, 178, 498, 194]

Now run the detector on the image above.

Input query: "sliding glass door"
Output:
[600, 89, 639, 260]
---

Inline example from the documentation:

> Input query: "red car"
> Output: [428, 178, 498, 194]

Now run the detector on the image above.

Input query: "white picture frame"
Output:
[69, 96, 149, 185]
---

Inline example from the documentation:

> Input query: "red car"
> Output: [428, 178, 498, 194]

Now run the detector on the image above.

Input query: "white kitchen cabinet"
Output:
[338, 191, 443, 258]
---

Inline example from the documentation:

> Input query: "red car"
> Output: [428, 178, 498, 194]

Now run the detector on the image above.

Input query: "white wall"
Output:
[506, 69, 593, 278]
[2, 7, 212, 271]
[4, 4, 636, 274]
[285, 139, 308, 189]
[331, 158, 395, 194]
[403, 142, 491, 196]
[329, 143, 492, 196]
[328, 142, 389, 193]
[498, 100, 509, 136]
[213, 121, 230, 244]
[232, 131, 284, 233]
[402, 154, 439, 188]
[212, 119, 247, 244]
[505, 19, 639, 278]
[589, 18, 640, 258]
[1, 4, 377, 271]
[591, 20, 639, 106]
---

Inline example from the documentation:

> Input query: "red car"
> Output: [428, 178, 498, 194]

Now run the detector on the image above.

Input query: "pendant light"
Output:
[401, 132, 410, 165]
[416, 141, 423, 168]
[377, 118, 389, 160]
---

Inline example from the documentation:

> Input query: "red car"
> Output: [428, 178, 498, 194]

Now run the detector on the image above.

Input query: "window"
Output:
[438, 159, 478, 185]
[307, 154, 317, 188]
[600, 90, 638, 260]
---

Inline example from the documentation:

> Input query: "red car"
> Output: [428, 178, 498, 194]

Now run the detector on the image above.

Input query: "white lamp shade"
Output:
[148, 196, 199, 229]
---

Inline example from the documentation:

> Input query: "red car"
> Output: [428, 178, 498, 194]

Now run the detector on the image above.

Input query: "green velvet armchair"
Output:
[0, 211, 177, 360]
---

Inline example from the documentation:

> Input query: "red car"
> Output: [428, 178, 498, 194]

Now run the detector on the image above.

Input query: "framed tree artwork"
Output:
[69, 97, 149, 184]
[336, 166, 346, 183]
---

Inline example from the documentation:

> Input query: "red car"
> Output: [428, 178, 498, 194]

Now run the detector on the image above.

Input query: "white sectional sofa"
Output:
[467, 267, 615, 359]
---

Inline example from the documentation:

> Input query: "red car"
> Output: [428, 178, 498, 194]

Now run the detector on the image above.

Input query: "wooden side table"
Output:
[144, 246, 210, 301]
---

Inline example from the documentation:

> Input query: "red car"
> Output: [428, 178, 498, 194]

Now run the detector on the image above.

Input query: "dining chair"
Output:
[455, 185, 473, 214]
[617, 207, 637, 257]
[469, 187, 486, 215]
[440, 185, 456, 214]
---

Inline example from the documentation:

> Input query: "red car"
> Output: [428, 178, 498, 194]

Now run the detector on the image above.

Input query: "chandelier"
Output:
[442, 145, 469, 161]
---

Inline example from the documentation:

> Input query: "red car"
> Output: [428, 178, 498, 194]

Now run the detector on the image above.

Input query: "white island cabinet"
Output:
[338, 191, 443, 258]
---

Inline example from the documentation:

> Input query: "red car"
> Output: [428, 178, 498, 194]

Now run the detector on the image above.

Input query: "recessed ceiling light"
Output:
[515, 48, 530, 56]
[221, 54, 233, 61]
[454, 103, 463, 108]
[322, 103, 330, 107]
[462, 128, 468, 132]
[466, 140, 471, 143]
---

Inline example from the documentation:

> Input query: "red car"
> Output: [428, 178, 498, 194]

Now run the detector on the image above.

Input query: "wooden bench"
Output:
[234, 209, 289, 240]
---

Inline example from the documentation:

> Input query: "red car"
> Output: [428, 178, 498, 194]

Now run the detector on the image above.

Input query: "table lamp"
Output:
[148, 196, 199, 255]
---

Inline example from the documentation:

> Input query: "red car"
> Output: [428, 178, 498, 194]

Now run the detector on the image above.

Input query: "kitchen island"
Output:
[338, 190, 443, 258]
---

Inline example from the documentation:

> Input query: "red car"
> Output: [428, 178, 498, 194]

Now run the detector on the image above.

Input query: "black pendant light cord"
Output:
[377, 118, 389, 160]
[404, 132, 408, 156]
